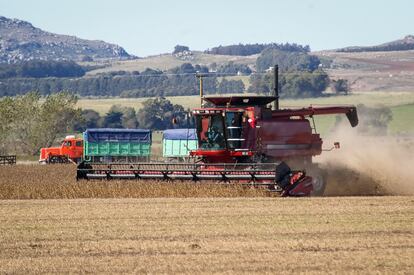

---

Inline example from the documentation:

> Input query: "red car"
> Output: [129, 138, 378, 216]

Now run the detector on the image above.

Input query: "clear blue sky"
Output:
[0, 0, 412, 56]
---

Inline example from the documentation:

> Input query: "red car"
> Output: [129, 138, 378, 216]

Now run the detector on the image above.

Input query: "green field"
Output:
[388, 104, 414, 134]
[77, 95, 200, 114]
[77, 92, 414, 136]
[289, 104, 414, 136]
[78, 92, 414, 113]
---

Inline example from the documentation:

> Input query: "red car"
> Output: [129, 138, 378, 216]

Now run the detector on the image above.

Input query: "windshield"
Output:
[196, 114, 226, 150]
[63, 141, 72, 147]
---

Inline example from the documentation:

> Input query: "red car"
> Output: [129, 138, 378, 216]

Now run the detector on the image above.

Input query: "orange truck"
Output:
[39, 135, 83, 164]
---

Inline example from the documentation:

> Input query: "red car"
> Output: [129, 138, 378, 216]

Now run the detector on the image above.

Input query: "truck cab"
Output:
[39, 135, 83, 164]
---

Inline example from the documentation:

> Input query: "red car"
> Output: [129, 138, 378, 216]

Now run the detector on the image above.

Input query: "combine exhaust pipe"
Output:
[196, 72, 205, 107]
[273, 65, 279, 110]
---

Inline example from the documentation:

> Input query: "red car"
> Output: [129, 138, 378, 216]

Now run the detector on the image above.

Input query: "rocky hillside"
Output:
[0, 16, 133, 63]
[337, 35, 414, 53]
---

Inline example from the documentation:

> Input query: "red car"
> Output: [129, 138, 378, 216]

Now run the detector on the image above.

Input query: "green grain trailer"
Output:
[162, 129, 197, 159]
[83, 128, 151, 162]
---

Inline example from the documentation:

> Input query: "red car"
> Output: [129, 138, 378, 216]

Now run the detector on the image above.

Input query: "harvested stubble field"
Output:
[0, 197, 413, 273]
[0, 165, 414, 273]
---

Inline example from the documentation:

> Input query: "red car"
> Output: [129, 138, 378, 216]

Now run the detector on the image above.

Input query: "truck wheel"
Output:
[48, 155, 68, 164]
[48, 156, 59, 164]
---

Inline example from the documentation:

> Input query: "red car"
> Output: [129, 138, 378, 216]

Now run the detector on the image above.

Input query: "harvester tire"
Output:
[307, 166, 327, 196]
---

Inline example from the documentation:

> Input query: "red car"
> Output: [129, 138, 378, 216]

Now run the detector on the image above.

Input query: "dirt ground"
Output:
[0, 197, 413, 274]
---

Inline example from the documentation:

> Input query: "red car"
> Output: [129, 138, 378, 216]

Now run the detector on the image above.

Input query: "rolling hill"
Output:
[336, 35, 414, 53]
[1, 15, 414, 92]
[315, 49, 414, 91]
[0, 16, 133, 63]
[83, 52, 257, 75]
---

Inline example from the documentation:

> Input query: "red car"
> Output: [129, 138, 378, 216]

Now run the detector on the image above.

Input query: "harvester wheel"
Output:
[307, 166, 327, 196]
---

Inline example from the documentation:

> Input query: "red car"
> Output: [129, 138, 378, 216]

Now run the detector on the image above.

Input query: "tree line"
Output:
[256, 48, 321, 72]
[0, 63, 247, 98]
[248, 70, 330, 98]
[75, 97, 192, 132]
[0, 60, 85, 79]
[0, 93, 194, 155]
[205, 43, 310, 56]
[0, 42, 350, 99]
[0, 92, 81, 155]
[213, 61, 252, 75]
[247, 47, 335, 97]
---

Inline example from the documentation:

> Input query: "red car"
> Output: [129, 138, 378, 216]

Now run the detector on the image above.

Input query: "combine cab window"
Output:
[196, 114, 226, 150]
[225, 112, 244, 149]
[76, 141, 83, 147]
[63, 141, 72, 147]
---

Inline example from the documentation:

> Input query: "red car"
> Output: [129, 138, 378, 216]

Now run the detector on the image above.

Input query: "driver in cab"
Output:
[206, 126, 225, 149]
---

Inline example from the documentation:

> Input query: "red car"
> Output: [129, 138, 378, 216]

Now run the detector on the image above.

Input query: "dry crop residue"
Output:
[0, 165, 271, 199]
[0, 197, 412, 273]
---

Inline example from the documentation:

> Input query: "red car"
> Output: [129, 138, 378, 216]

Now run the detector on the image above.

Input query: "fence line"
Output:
[0, 155, 16, 165]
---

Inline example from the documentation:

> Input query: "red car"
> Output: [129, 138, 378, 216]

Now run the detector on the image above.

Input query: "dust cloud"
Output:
[316, 124, 414, 196]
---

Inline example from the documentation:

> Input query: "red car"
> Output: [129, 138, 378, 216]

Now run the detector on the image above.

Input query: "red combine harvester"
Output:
[188, 95, 357, 195]
[77, 66, 358, 196]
